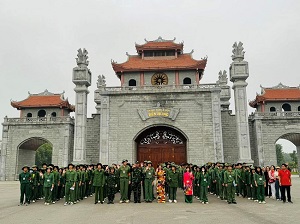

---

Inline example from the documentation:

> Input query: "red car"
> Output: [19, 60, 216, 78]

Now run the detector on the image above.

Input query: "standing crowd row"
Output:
[19, 160, 293, 206]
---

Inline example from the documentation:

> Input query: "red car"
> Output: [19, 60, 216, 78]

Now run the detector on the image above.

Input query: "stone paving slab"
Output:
[0, 177, 299, 224]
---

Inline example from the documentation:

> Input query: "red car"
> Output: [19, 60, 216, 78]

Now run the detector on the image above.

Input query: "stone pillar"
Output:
[229, 42, 253, 164]
[99, 95, 110, 164]
[72, 49, 91, 164]
[297, 146, 300, 176]
[211, 90, 224, 162]
[0, 117, 9, 180]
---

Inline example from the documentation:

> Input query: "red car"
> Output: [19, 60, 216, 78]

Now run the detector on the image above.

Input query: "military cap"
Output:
[46, 166, 53, 170]
[22, 165, 29, 170]
[32, 165, 38, 168]
[147, 161, 152, 164]
[122, 159, 128, 163]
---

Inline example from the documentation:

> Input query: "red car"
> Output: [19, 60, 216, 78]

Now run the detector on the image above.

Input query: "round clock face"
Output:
[151, 73, 168, 85]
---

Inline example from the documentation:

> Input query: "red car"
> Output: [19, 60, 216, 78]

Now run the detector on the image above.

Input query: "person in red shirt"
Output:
[278, 163, 293, 203]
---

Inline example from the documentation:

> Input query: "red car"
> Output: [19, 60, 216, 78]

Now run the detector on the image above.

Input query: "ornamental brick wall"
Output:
[98, 88, 222, 166]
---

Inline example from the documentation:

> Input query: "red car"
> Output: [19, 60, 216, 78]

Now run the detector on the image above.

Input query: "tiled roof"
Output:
[135, 37, 183, 51]
[112, 54, 207, 73]
[11, 91, 75, 111]
[136, 41, 183, 51]
[249, 85, 300, 107]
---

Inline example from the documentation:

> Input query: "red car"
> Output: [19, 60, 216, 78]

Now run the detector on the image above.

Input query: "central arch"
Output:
[16, 137, 52, 173]
[135, 125, 187, 168]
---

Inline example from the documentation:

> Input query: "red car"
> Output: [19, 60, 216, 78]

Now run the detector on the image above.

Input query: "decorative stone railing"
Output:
[100, 84, 219, 92]
[3, 116, 75, 124]
[250, 111, 300, 119]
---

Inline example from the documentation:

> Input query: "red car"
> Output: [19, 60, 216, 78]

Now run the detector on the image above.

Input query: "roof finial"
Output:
[76, 48, 89, 67]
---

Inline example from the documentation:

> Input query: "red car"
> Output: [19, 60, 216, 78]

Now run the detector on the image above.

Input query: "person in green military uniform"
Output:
[254, 166, 266, 204]
[51, 165, 59, 203]
[217, 164, 224, 200]
[118, 159, 131, 203]
[105, 166, 118, 204]
[63, 163, 77, 205]
[167, 163, 180, 203]
[43, 167, 54, 205]
[75, 165, 81, 203]
[198, 166, 210, 204]
[224, 164, 237, 204]
[250, 167, 257, 201]
[244, 165, 252, 200]
[93, 163, 105, 204]
[131, 161, 143, 203]
[58, 168, 65, 199]
[222, 164, 228, 201]
[194, 166, 201, 200]
[81, 165, 88, 199]
[143, 161, 155, 203]
[30, 165, 39, 203]
[19, 165, 31, 206]
[87, 164, 94, 197]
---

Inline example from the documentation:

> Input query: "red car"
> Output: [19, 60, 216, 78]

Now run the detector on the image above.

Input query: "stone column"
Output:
[72, 49, 91, 164]
[297, 146, 300, 177]
[229, 42, 253, 164]
[0, 117, 8, 180]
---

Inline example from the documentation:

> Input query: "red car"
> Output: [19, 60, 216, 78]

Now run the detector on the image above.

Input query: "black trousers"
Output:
[281, 186, 291, 202]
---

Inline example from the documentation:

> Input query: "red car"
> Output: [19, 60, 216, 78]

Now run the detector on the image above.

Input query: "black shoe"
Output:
[228, 202, 232, 204]
[94, 202, 97, 204]
[100, 201, 103, 204]
[134, 201, 137, 203]
[137, 201, 141, 203]
[232, 201, 237, 204]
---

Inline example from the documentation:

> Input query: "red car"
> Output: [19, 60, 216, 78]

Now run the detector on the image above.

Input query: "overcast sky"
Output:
[0, 0, 299, 152]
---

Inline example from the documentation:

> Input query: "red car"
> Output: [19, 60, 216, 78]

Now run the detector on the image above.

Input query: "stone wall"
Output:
[98, 86, 223, 165]
[1, 118, 74, 180]
[86, 114, 100, 164]
[221, 110, 239, 163]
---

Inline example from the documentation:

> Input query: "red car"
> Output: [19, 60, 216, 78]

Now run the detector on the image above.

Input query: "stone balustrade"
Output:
[250, 111, 300, 119]
[3, 116, 75, 124]
[100, 84, 219, 93]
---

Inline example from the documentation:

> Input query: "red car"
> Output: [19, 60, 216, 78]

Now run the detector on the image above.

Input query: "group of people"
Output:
[18, 160, 293, 206]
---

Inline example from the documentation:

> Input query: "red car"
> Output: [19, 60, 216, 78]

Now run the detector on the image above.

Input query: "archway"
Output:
[275, 133, 299, 173]
[17, 137, 52, 172]
[135, 126, 187, 168]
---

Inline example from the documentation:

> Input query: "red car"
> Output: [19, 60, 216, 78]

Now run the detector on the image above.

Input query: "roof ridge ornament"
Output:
[232, 41, 245, 62]
[76, 48, 89, 67]
[271, 82, 290, 89]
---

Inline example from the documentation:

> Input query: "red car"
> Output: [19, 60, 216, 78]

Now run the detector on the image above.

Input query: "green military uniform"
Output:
[143, 165, 155, 202]
[44, 171, 54, 204]
[254, 172, 266, 203]
[105, 169, 118, 204]
[64, 168, 77, 204]
[199, 171, 210, 203]
[167, 168, 179, 202]
[93, 168, 105, 203]
[51, 169, 59, 202]
[118, 163, 131, 202]
[19, 168, 31, 205]
[224, 169, 237, 204]
[132, 165, 143, 203]
[81, 169, 88, 199]
[216, 167, 223, 200]
[194, 171, 201, 199]
[251, 169, 257, 200]
[75, 168, 81, 202]
[245, 168, 252, 199]
[58, 171, 65, 199]
[31, 166, 39, 202]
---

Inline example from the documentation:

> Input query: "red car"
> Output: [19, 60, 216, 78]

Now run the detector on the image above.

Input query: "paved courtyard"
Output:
[0, 177, 299, 224]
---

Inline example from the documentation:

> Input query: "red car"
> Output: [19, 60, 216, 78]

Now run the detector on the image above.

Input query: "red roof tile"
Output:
[11, 92, 75, 111]
[135, 37, 183, 51]
[249, 87, 300, 107]
[112, 54, 207, 73]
